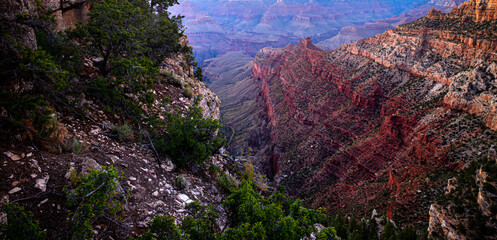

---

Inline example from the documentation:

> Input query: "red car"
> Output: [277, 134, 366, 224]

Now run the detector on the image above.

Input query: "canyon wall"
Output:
[172, 0, 461, 63]
[239, 0, 497, 232]
[317, 0, 467, 50]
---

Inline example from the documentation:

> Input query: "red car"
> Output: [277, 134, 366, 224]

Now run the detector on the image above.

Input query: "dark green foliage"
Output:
[72, 0, 149, 76]
[223, 222, 267, 240]
[1, 18, 70, 93]
[208, 164, 222, 177]
[224, 181, 265, 226]
[0, 203, 46, 240]
[140, 181, 328, 240]
[150, 0, 179, 16]
[174, 175, 188, 190]
[368, 220, 380, 240]
[138, 215, 184, 240]
[65, 137, 83, 154]
[0, 46, 68, 142]
[440, 156, 497, 238]
[64, 166, 127, 239]
[15, 47, 69, 90]
[331, 213, 349, 239]
[194, 66, 203, 82]
[224, 181, 325, 240]
[183, 85, 194, 99]
[381, 221, 395, 240]
[217, 173, 238, 193]
[154, 106, 225, 169]
[317, 227, 338, 240]
[69, 0, 188, 120]
[396, 225, 417, 240]
[0, 93, 55, 138]
[34, 29, 83, 78]
[142, 9, 186, 64]
[161, 71, 183, 87]
[326, 212, 428, 240]
[112, 122, 134, 142]
[139, 180, 428, 240]
[181, 201, 219, 240]
[271, 217, 300, 240]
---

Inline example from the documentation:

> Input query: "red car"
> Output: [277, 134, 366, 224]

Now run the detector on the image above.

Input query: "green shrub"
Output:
[69, 0, 186, 121]
[140, 91, 156, 106]
[138, 215, 184, 240]
[395, 225, 417, 240]
[223, 181, 324, 240]
[194, 66, 203, 82]
[208, 165, 222, 178]
[162, 95, 171, 104]
[64, 166, 127, 239]
[316, 227, 338, 240]
[0, 93, 58, 141]
[0, 45, 69, 93]
[141, 180, 426, 240]
[224, 222, 267, 240]
[217, 173, 238, 193]
[65, 137, 83, 154]
[181, 201, 219, 240]
[0, 203, 46, 240]
[112, 123, 134, 142]
[174, 175, 188, 190]
[161, 71, 182, 87]
[380, 221, 395, 240]
[154, 107, 225, 169]
[241, 161, 267, 191]
[183, 85, 194, 99]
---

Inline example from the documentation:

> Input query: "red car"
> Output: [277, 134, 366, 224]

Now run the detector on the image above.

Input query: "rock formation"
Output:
[46, 0, 89, 30]
[171, 0, 463, 63]
[450, 0, 497, 21]
[224, 0, 497, 228]
[317, 0, 466, 50]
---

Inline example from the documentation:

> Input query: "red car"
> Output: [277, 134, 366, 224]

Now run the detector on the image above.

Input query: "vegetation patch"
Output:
[154, 106, 226, 169]
[64, 166, 128, 239]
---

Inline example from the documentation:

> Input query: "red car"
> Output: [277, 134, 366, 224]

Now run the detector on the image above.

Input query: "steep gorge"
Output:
[227, 0, 497, 231]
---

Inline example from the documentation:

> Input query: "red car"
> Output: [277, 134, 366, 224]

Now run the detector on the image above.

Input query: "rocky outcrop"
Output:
[161, 52, 221, 120]
[0, 0, 39, 49]
[444, 63, 497, 130]
[428, 204, 466, 240]
[428, 154, 497, 239]
[343, 3, 497, 129]
[449, 0, 497, 21]
[0, 0, 89, 49]
[475, 167, 497, 217]
[46, 0, 89, 31]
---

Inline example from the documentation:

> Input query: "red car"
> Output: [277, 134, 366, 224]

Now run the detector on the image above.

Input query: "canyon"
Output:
[1, 0, 497, 238]
[217, 0, 497, 237]
[171, 0, 466, 64]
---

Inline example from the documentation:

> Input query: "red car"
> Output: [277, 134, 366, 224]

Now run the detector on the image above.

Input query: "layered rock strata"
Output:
[243, 0, 497, 226]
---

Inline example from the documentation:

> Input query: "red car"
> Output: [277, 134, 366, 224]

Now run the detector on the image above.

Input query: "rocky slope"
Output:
[222, 0, 497, 236]
[0, 0, 229, 238]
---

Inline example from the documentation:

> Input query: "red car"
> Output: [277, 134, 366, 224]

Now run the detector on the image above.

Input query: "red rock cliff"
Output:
[249, 0, 497, 226]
